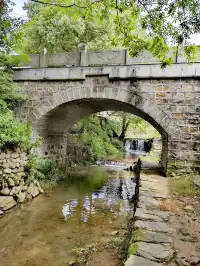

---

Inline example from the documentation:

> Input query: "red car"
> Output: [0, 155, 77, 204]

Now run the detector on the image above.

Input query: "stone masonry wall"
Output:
[15, 76, 200, 174]
[0, 150, 43, 215]
[135, 79, 200, 173]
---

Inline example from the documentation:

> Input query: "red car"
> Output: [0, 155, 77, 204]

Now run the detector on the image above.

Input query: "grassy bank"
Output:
[168, 175, 200, 197]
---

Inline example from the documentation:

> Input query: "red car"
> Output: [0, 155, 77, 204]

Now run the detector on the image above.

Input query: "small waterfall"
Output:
[125, 140, 131, 151]
[136, 140, 144, 151]
[124, 139, 147, 155]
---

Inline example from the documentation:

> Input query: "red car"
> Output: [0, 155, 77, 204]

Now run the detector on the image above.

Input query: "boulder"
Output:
[27, 183, 40, 197]
[0, 196, 16, 210]
[8, 178, 15, 187]
[12, 153, 19, 159]
[0, 210, 3, 215]
[3, 163, 9, 168]
[17, 192, 26, 203]
[3, 168, 11, 174]
[10, 186, 23, 195]
[0, 188, 10, 196]
[183, 205, 194, 212]
[21, 186, 28, 191]
[33, 180, 44, 193]
[26, 194, 33, 201]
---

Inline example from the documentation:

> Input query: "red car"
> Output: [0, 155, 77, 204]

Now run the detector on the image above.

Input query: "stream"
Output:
[0, 164, 138, 266]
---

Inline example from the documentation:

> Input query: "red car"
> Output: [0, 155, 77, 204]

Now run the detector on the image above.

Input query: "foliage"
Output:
[17, 0, 120, 53]
[18, 0, 200, 65]
[0, 1, 32, 150]
[68, 112, 160, 162]
[70, 114, 122, 161]
[35, 157, 57, 177]
[0, 101, 32, 149]
[128, 242, 138, 256]
[27, 155, 58, 180]
[102, 111, 160, 140]
[169, 176, 200, 197]
[0, 0, 22, 52]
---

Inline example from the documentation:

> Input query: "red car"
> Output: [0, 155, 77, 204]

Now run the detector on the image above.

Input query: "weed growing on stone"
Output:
[128, 242, 138, 256]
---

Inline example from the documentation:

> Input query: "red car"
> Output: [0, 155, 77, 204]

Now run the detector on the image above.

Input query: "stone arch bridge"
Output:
[13, 49, 200, 174]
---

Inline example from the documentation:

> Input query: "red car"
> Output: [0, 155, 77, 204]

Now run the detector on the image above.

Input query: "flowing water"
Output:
[0, 166, 137, 266]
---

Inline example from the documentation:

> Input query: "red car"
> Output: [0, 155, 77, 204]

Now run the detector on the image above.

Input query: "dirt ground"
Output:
[160, 190, 200, 266]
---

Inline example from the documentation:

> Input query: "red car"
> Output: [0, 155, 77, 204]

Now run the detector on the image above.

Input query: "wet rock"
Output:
[135, 220, 173, 233]
[17, 192, 26, 203]
[0, 188, 10, 195]
[8, 178, 15, 187]
[27, 183, 39, 197]
[0, 196, 16, 210]
[133, 229, 173, 243]
[125, 255, 164, 266]
[136, 242, 174, 262]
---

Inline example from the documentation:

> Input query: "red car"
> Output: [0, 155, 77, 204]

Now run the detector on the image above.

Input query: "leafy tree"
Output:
[0, 0, 31, 150]
[101, 111, 160, 141]
[19, 0, 200, 66]
[16, 0, 121, 53]
[69, 114, 123, 161]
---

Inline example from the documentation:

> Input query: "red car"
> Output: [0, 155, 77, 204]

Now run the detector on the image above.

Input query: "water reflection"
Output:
[62, 170, 135, 223]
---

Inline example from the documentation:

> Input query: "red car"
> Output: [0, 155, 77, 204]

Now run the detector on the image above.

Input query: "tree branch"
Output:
[30, 0, 102, 9]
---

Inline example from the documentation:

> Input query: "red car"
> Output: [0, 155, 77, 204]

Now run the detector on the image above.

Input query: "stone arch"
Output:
[29, 86, 181, 173]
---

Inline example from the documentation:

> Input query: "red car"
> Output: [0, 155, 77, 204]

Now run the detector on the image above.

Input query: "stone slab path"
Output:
[125, 173, 175, 266]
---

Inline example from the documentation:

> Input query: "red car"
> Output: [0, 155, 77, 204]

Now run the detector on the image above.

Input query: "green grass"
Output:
[169, 176, 200, 197]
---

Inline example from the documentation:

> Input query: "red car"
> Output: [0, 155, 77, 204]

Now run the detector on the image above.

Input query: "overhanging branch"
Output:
[30, 0, 102, 9]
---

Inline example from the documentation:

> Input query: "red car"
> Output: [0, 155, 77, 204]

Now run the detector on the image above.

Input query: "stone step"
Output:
[125, 255, 166, 266]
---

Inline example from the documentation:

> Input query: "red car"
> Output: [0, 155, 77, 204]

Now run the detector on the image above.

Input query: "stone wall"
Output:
[0, 150, 43, 215]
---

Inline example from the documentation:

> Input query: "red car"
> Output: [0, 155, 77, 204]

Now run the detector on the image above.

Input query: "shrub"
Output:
[0, 100, 32, 150]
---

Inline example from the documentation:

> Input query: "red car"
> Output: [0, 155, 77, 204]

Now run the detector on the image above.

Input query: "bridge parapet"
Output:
[13, 46, 200, 68]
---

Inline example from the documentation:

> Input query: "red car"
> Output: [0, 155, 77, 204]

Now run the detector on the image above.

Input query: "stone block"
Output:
[0, 196, 16, 210]
[27, 183, 40, 197]
[125, 255, 164, 266]
[136, 242, 174, 262]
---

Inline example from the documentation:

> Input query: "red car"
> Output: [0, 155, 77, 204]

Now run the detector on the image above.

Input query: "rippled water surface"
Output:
[0, 166, 136, 266]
